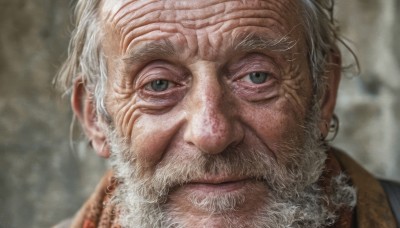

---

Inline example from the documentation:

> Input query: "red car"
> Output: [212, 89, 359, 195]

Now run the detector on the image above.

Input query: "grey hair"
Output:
[300, 0, 344, 98]
[55, 0, 109, 118]
[55, 0, 344, 118]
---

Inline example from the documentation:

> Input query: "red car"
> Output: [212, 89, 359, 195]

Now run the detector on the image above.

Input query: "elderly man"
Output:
[55, 0, 399, 227]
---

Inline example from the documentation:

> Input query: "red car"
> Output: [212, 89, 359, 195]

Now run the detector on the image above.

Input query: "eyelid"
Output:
[228, 55, 280, 80]
[135, 63, 187, 89]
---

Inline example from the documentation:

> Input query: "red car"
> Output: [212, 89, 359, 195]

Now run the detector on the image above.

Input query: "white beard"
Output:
[104, 103, 356, 228]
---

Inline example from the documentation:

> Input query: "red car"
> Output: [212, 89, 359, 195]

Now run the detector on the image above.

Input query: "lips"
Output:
[185, 177, 250, 193]
[191, 176, 248, 184]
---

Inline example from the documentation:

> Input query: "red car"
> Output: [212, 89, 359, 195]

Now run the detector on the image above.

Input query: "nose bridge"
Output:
[184, 63, 242, 154]
[196, 78, 226, 136]
[197, 73, 224, 119]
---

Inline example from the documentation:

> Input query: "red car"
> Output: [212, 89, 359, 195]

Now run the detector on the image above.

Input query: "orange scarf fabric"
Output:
[69, 171, 121, 228]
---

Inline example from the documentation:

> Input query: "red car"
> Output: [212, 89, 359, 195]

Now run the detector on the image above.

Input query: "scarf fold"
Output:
[70, 171, 121, 228]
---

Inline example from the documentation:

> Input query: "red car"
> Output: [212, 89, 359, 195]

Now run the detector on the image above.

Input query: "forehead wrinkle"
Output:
[164, 0, 235, 10]
[104, 0, 305, 62]
[107, 0, 301, 38]
[115, 6, 164, 50]
[119, 13, 291, 53]
[107, 0, 300, 27]
[107, 0, 156, 24]
[117, 3, 289, 32]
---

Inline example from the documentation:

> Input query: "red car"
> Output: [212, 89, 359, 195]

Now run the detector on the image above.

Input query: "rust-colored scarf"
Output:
[69, 171, 121, 228]
[62, 148, 397, 228]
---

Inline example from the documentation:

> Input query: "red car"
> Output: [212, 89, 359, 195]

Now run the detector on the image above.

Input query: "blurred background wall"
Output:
[0, 0, 399, 227]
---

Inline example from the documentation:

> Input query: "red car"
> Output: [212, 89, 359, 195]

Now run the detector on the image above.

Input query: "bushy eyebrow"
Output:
[122, 39, 176, 64]
[233, 33, 297, 54]
[121, 33, 296, 65]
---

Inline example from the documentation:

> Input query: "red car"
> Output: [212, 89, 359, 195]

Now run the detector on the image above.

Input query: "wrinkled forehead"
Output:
[101, 0, 304, 30]
[99, 0, 306, 55]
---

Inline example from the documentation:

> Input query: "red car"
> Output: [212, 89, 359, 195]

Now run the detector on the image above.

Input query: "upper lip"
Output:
[189, 176, 248, 184]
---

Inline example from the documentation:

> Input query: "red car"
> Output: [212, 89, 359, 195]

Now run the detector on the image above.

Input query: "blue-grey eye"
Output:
[150, 80, 169, 92]
[249, 72, 269, 84]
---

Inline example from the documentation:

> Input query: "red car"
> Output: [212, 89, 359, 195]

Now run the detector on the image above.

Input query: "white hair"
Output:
[55, 0, 108, 118]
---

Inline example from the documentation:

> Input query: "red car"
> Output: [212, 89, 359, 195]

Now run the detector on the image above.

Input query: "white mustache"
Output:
[112, 136, 325, 205]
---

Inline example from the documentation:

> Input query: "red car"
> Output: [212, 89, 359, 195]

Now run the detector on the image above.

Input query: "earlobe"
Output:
[319, 48, 342, 139]
[71, 77, 110, 158]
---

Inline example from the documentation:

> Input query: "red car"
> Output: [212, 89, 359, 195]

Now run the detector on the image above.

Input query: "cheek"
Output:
[240, 98, 306, 156]
[107, 77, 186, 170]
[128, 108, 185, 169]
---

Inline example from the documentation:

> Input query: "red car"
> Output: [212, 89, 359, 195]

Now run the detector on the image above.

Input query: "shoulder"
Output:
[379, 179, 400, 225]
[331, 147, 398, 228]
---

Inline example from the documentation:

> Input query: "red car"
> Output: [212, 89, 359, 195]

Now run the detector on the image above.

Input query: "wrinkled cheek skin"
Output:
[240, 97, 308, 161]
[109, 98, 176, 167]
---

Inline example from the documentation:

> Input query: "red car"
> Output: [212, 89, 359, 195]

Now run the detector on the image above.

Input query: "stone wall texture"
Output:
[0, 1, 399, 227]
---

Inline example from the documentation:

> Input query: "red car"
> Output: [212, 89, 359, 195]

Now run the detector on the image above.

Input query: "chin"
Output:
[170, 179, 268, 212]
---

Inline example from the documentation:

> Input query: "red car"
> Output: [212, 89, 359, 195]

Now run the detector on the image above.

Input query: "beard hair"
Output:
[104, 100, 356, 228]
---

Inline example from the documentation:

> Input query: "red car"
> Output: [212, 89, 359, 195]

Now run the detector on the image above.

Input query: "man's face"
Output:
[98, 0, 328, 226]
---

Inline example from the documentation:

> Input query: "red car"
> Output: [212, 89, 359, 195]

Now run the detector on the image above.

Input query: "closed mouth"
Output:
[185, 178, 250, 193]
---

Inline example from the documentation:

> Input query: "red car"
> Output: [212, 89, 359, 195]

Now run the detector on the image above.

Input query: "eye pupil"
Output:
[151, 80, 169, 91]
[249, 72, 268, 84]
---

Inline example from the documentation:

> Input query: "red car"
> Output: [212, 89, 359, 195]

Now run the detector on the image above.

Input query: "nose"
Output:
[184, 69, 244, 154]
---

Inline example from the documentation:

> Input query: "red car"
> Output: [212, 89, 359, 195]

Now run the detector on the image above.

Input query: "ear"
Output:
[319, 48, 342, 138]
[71, 77, 110, 158]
